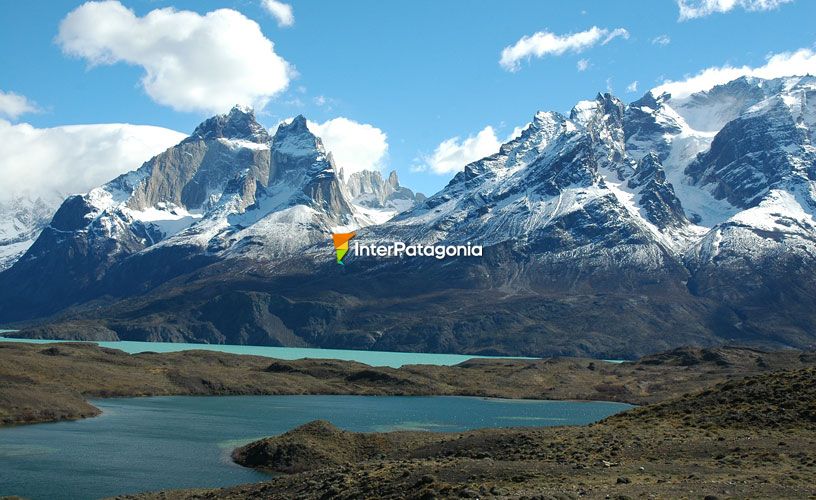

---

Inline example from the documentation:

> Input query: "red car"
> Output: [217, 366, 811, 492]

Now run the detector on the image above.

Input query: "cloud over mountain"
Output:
[0, 118, 184, 201]
[419, 126, 504, 175]
[306, 117, 389, 177]
[654, 47, 816, 98]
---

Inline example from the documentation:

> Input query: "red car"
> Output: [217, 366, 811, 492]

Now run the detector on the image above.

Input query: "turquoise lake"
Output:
[0, 395, 632, 499]
[0, 335, 627, 366]
[0, 335, 533, 368]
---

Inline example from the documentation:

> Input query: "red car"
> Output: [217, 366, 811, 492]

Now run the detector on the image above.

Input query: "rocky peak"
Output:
[346, 169, 424, 214]
[570, 93, 625, 125]
[504, 111, 568, 152]
[623, 91, 685, 163]
[188, 105, 270, 144]
[457, 111, 569, 182]
[0, 194, 60, 271]
[631, 90, 670, 110]
[387, 170, 399, 188]
[272, 115, 327, 159]
[571, 93, 627, 172]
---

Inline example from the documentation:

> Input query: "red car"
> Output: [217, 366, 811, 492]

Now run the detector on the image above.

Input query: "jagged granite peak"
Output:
[187, 105, 270, 144]
[272, 115, 323, 155]
[141, 113, 373, 262]
[450, 111, 570, 187]
[346, 170, 425, 219]
[269, 115, 336, 183]
[264, 114, 358, 219]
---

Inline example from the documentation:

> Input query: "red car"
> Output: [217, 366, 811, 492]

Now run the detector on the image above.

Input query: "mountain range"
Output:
[2, 75, 815, 358]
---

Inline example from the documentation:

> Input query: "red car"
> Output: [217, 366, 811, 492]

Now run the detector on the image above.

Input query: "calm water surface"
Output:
[0, 336, 534, 367]
[0, 395, 632, 499]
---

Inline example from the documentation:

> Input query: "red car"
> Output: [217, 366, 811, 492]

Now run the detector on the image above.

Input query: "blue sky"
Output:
[1, 0, 816, 196]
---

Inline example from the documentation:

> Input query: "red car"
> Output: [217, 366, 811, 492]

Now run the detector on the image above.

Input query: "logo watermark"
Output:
[332, 233, 482, 264]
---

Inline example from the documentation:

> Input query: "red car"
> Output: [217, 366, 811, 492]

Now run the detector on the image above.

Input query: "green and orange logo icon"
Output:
[332, 232, 356, 265]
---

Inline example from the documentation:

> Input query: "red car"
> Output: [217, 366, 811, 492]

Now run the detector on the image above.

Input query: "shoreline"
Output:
[2, 340, 814, 427]
[124, 367, 816, 499]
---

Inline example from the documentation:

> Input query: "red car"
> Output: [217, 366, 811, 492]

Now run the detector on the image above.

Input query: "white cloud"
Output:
[652, 34, 671, 45]
[626, 80, 639, 93]
[653, 47, 816, 98]
[261, 0, 294, 27]
[0, 91, 40, 119]
[500, 26, 629, 72]
[421, 126, 504, 175]
[677, 0, 793, 20]
[56, 1, 293, 114]
[0, 119, 185, 202]
[306, 118, 389, 177]
[576, 58, 590, 71]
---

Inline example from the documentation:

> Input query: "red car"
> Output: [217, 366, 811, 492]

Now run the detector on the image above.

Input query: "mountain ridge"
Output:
[3, 75, 816, 357]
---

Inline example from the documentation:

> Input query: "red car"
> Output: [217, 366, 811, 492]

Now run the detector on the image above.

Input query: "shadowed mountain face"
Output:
[3, 76, 816, 358]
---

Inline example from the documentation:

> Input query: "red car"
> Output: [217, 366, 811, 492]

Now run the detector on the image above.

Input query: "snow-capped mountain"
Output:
[0, 194, 59, 271]
[2, 76, 816, 357]
[0, 108, 385, 317]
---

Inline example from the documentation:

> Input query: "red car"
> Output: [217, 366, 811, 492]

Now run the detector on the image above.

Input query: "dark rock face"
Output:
[49, 195, 94, 231]
[628, 153, 688, 229]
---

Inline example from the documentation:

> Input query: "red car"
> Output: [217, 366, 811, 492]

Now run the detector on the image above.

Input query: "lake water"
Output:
[0, 395, 632, 499]
[0, 335, 535, 368]
[0, 336, 628, 366]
